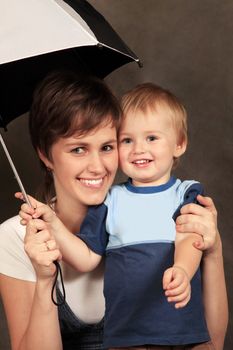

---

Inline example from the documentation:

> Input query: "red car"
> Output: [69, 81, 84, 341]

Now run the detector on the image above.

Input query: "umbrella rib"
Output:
[98, 42, 142, 65]
[0, 132, 31, 207]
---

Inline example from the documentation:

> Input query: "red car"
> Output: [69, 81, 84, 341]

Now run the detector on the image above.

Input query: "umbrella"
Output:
[0, 0, 141, 204]
[0, 0, 141, 126]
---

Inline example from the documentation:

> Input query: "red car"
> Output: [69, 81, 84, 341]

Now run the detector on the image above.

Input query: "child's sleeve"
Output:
[77, 203, 108, 256]
[173, 181, 204, 221]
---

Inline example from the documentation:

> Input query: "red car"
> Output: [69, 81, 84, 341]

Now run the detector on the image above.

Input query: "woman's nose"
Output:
[87, 154, 105, 173]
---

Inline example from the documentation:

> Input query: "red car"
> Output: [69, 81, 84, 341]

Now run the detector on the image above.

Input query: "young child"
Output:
[20, 83, 212, 349]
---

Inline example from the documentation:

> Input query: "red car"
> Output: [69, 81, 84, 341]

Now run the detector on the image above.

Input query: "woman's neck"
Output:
[54, 196, 88, 234]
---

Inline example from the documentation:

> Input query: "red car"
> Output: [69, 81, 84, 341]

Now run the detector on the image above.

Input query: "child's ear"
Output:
[174, 140, 187, 158]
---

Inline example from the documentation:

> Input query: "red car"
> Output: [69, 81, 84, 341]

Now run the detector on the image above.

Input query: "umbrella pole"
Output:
[0, 132, 65, 305]
[0, 132, 32, 207]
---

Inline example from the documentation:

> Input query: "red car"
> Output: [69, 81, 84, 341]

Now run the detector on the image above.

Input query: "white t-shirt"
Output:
[0, 215, 105, 324]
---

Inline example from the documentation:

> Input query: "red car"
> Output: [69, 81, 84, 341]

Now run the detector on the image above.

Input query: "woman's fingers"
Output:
[35, 250, 62, 267]
[46, 239, 58, 251]
[176, 219, 205, 236]
[24, 220, 62, 269]
[180, 198, 216, 219]
[196, 195, 217, 216]
[25, 219, 48, 237]
[176, 197, 218, 252]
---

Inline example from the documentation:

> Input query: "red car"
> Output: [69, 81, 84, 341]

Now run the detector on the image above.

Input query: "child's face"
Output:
[118, 106, 185, 187]
[40, 120, 118, 208]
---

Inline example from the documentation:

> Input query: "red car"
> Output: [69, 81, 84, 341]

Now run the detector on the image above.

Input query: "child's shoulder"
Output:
[175, 178, 204, 196]
[174, 178, 204, 205]
[172, 179, 204, 220]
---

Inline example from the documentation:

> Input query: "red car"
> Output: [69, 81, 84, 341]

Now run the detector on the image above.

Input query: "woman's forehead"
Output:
[70, 117, 117, 136]
[56, 123, 117, 146]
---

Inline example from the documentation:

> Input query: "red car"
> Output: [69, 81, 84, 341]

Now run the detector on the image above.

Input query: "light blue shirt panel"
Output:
[105, 179, 199, 249]
[174, 179, 200, 206]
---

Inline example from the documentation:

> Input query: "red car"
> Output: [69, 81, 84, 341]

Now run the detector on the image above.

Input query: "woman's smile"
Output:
[78, 177, 105, 188]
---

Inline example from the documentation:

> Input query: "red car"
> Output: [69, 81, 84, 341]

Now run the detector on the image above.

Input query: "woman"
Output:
[0, 72, 228, 350]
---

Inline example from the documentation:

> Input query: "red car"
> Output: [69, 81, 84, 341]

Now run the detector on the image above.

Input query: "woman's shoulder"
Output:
[0, 215, 36, 281]
[0, 215, 25, 241]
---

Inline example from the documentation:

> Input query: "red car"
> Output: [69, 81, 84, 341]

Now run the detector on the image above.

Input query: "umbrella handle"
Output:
[0, 132, 32, 207]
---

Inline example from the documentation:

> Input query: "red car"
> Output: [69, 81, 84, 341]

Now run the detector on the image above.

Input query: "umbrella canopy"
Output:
[0, 0, 140, 128]
[0, 0, 140, 206]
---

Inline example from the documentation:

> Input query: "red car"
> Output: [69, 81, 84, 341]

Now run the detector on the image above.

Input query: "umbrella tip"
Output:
[137, 59, 143, 68]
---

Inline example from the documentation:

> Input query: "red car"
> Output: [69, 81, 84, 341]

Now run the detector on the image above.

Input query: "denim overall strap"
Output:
[57, 288, 105, 350]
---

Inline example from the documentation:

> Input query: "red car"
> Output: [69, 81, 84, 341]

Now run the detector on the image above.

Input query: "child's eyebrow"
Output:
[118, 132, 130, 136]
[119, 129, 164, 135]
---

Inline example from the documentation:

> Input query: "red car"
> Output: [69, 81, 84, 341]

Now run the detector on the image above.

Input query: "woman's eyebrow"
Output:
[102, 139, 118, 144]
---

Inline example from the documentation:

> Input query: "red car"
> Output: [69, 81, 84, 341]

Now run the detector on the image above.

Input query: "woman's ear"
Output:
[37, 149, 53, 170]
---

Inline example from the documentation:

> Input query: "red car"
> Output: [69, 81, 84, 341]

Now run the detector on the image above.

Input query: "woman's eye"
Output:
[102, 145, 113, 152]
[147, 135, 157, 142]
[71, 147, 85, 154]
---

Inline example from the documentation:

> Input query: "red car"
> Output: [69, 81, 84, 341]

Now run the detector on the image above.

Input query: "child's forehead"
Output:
[124, 103, 174, 121]
[120, 105, 179, 136]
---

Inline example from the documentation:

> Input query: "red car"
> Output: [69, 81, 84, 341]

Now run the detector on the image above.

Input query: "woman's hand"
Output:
[24, 218, 62, 279]
[176, 195, 219, 252]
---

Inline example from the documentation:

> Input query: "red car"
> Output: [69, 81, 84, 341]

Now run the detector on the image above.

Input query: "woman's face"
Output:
[41, 120, 118, 209]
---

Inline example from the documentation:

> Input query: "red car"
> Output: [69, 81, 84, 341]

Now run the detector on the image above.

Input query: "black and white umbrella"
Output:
[0, 0, 141, 203]
[0, 0, 140, 126]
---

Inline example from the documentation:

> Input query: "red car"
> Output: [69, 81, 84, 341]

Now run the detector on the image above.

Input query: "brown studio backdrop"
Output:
[0, 1, 232, 349]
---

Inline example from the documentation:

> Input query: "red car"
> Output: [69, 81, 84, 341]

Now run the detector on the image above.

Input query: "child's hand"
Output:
[176, 195, 218, 251]
[16, 192, 56, 226]
[163, 266, 191, 309]
[15, 192, 37, 224]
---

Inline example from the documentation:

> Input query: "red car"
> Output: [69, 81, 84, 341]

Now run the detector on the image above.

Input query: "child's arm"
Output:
[163, 265, 191, 309]
[17, 194, 102, 272]
[163, 232, 202, 309]
[174, 232, 202, 280]
[163, 226, 202, 307]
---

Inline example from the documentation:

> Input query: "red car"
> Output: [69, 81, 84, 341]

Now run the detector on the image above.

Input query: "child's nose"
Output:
[133, 141, 146, 154]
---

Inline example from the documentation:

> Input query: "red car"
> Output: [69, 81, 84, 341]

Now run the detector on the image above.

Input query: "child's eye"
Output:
[147, 135, 157, 142]
[71, 147, 85, 154]
[121, 138, 132, 144]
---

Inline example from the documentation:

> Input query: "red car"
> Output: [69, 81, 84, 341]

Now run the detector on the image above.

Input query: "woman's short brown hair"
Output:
[30, 71, 122, 159]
